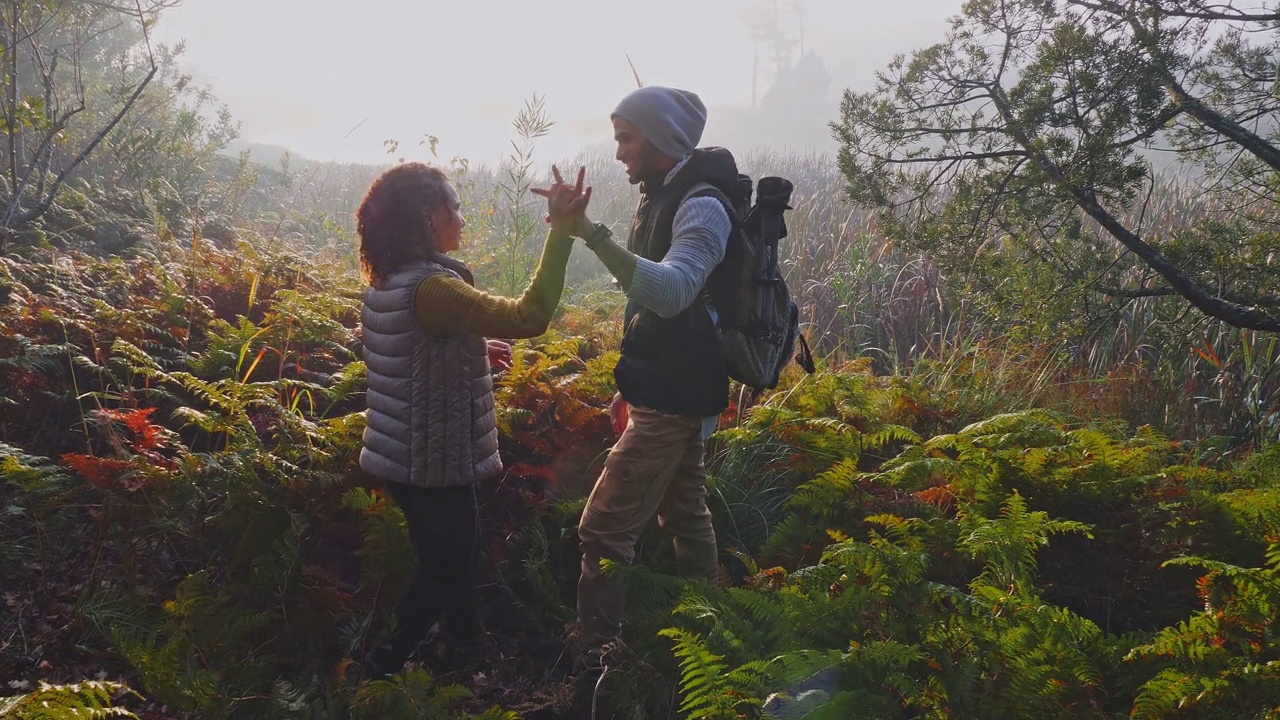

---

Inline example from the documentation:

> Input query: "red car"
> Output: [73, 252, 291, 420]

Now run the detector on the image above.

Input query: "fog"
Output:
[153, 0, 960, 167]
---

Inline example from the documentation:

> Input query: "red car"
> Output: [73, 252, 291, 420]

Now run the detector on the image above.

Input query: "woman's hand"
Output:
[532, 165, 592, 237]
[486, 339, 512, 372]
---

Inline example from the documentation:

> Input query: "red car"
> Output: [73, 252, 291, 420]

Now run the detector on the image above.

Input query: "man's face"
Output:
[613, 116, 670, 185]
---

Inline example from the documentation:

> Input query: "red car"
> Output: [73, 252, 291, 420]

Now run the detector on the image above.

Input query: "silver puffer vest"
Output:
[359, 257, 502, 488]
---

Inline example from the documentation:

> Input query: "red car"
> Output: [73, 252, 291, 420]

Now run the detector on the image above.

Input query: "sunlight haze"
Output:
[154, 0, 959, 167]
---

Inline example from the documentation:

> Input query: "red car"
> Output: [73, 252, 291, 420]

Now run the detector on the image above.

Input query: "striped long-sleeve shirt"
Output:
[627, 195, 732, 319]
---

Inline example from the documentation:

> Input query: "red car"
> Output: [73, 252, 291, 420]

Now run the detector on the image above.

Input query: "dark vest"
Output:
[613, 180, 730, 417]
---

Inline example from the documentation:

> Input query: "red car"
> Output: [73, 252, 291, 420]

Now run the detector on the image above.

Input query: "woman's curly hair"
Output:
[356, 162, 451, 285]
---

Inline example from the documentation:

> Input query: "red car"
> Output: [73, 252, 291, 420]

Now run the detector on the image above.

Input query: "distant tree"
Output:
[758, 52, 834, 147]
[1, 0, 176, 232]
[726, 0, 837, 154]
[739, 0, 808, 107]
[835, 0, 1280, 332]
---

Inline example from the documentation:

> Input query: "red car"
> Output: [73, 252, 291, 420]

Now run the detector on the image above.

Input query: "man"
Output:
[564, 86, 740, 645]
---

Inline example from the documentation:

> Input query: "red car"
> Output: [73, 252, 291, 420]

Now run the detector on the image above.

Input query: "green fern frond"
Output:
[788, 457, 863, 518]
[107, 338, 168, 379]
[659, 627, 769, 718]
[0, 335, 75, 374]
[726, 587, 789, 636]
[765, 647, 846, 694]
[341, 487, 381, 513]
[957, 409, 1063, 438]
[878, 454, 964, 489]
[350, 667, 484, 720]
[959, 492, 1091, 592]
[861, 424, 922, 452]
[1, 444, 71, 492]
[1129, 668, 1216, 720]
[863, 514, 930, 550]
[323, 360, 366, 406]
[0, 680, 138, 719]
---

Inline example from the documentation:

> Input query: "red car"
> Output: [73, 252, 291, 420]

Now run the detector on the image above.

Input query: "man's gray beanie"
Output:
[612, 86, 707, 160]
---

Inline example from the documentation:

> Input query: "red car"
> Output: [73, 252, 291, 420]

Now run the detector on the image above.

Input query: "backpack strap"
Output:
[672, 182, 737, 327]
[680, 182, 714, 202]
[679, 182, 738, 232]
[678, 182, 742, 274]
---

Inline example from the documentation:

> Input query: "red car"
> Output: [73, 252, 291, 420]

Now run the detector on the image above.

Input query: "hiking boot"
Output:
[567, 634, 645, 719]
[565, 622, 627, 675]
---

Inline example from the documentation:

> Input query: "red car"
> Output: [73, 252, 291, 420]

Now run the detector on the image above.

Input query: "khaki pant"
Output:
[577, 404, 718, 639]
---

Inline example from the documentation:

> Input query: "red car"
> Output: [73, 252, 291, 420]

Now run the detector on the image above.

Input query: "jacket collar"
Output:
[426, 251, 475, 287]
[639, 154, 693, 196]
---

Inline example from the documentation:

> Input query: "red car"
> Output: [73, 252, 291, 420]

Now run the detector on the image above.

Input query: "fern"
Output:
[1127, 540, 1280, 718]
[0, 335, 75, 374]
[349, 668, 513, 720]
[658, 627, 771, 719]
[320, 360, 366, 416]
[187, 316, 272, 379]
[502, 516, 573, 628]
[1, 445, 79, 585]
[761, 649, 844, 714]
[0, 681, 137, 719]
[343, 487, 415, 596]
[607, 561, 689, 647]
[671, 587, 792, 660]
[861, 424, 923, 454]
[1128, 668, 1220, 720]
[956, 409, 1066, 438]
[958, 492, 1092, 592]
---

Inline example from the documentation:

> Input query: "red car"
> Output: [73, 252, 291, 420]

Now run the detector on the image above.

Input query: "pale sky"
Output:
[153, 0, 960, 167]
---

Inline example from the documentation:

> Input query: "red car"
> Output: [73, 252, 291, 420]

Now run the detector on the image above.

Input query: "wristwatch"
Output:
[584, 222, 612, 250]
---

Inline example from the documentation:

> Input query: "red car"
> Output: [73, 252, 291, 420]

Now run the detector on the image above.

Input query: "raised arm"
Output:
[570, 195, 730, 317]
[413, 166, 591, 339]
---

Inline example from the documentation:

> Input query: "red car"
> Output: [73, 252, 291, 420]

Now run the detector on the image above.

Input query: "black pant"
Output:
[379, 481, 481, 670]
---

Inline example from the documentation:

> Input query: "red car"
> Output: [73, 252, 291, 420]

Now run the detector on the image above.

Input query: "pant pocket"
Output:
[587, 451, 672, 527]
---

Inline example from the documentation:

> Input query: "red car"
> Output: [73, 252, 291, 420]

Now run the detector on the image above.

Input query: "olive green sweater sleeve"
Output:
[413, 232, 574, 338]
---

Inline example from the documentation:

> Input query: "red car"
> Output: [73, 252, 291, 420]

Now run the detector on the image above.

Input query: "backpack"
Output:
[701, 174, 816, 392]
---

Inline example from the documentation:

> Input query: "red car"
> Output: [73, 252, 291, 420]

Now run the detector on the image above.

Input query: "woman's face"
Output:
[430, 182, 465, 253]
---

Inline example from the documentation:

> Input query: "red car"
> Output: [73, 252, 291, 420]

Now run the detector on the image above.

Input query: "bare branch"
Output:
[5, 0, 160, 228]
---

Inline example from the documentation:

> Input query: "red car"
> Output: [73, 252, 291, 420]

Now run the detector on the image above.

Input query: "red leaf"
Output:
[61, 453, 134, 491]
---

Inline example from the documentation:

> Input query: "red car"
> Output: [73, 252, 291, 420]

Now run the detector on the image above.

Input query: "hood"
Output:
[643, 147, 741, 200]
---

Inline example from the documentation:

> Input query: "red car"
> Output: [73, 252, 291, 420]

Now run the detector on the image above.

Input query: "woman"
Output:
[356, 162, 589, 677]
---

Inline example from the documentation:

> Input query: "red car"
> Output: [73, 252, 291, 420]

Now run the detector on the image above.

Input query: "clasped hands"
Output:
[531, 165, 595, 240]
